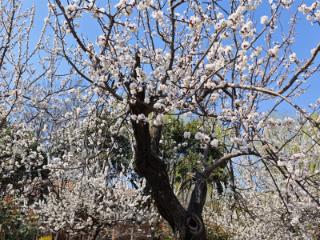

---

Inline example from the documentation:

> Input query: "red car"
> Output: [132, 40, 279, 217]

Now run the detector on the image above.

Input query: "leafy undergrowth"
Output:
[0, 197, 37, 240]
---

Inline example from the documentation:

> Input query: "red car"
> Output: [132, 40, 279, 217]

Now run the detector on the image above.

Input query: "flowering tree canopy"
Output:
[1, 0, 320, 239]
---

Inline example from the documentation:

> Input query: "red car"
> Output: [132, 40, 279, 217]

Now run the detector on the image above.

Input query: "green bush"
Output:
[0, 198, 37, 240]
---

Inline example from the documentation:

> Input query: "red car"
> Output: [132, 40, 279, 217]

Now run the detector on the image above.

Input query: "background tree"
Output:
[39, 0, 320, 239]
[0, 0, 51, 238]
[160, 117, 227, 202]
[32, 108, 161, 239]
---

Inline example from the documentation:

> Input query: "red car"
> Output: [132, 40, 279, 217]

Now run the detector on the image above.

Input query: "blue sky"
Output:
[27, 0, 320, 116]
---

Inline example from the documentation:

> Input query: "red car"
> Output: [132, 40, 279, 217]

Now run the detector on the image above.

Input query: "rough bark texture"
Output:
[130, 109, 207, 239]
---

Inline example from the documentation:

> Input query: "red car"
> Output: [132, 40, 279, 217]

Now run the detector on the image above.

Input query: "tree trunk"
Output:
[130, 116, 207, 239]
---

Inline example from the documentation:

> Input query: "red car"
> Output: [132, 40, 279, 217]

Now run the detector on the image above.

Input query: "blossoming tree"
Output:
[2, 0, 320, 239]
[0, 1, 53, 238]
[0, 0, 50, 198]
[40, 0, 320, 238]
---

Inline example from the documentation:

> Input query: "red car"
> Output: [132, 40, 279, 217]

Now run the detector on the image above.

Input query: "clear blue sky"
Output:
[27, 1, 320, 116]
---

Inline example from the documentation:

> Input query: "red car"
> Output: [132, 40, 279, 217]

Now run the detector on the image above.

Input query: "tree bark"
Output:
[130, 115, 207, 239]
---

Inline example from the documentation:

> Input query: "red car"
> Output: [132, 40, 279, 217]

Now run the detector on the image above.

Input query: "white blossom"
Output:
[268, 45, 280, 57]
[260, 15, 269, 25]
[183, 132, 191, 139]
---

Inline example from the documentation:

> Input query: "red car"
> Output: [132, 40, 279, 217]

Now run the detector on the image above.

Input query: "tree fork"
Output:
[130, 113, 208, 239]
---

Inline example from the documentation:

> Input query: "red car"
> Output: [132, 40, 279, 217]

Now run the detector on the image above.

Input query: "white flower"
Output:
[137, 0, 153, 11]
[298, 4, 309, 14]
[310, 2, 319, 10]
[183, 132, 191, 139]
[195, 132, 210, 143]
[129, 82, 138, 95]
[48, 3, 56, 12]
[153, 114, 163, 126]
[189, 16, 202, 29]
[97, 35, 106, 46]
[240, 21, 254, 37]
[268, 45, 280, 57]
[154, 102, 165, 109]
[129, 82, 137, 90]
[289, 52, 297, 63]
[152, 10, 164, 22]
[195, 132, 203, 140]
[203, 135, 210, 143]
[159, 84, 167, 91]
[290, 215, 300, 225]
[281, 0, 293, 8]
[291, 153, 305, 160]
[241, 41, 250, 50]
[277, 160, 286, 167]
[315, 10, 320, 21]
[66, 4, 77, 14]
[210, 139, 219, 148]
[217, 12, 224, 19]
[137, 114, 146, 122]
[205, 63, 215, 71]
[127, 23, 137, 32]
[92, 7, 105, 18]
[8, 158, 15, 165]
[260, 16, 269, 25]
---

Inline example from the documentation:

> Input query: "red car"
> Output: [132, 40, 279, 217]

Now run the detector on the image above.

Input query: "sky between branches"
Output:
[26, 0, 320, 116]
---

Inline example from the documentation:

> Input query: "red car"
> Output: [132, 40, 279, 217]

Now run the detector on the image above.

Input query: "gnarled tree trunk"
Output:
[130, 110, 207, 239]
